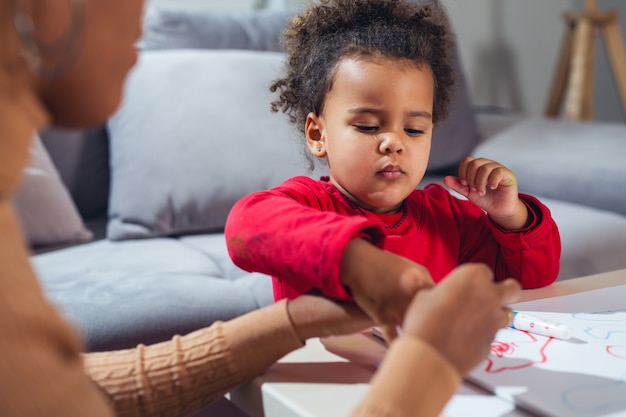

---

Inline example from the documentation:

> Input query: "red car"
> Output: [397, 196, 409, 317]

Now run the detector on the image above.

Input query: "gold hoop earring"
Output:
[12, 0, 85, 79]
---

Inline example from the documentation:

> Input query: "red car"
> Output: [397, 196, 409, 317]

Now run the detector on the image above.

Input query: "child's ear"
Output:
[305, 112, 327, 158]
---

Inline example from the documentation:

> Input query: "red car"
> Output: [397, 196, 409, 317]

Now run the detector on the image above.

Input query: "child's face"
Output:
[306, 56, 434, 213]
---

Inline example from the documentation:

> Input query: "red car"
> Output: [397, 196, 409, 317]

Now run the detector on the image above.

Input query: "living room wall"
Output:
[147, 0, 626, 122]
[446, 0, 626, 122]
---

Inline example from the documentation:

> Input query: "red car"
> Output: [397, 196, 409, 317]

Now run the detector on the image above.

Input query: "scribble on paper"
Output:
[467, 286, 626, 417]
[485, 330, 552, 373]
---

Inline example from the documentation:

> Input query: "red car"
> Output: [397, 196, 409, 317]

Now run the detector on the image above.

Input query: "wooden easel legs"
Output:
[545, 10, 626, 121]
[603, 18, 626, 118]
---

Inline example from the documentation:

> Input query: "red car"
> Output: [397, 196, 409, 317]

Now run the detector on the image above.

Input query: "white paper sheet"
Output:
[467, 285, 626, 417]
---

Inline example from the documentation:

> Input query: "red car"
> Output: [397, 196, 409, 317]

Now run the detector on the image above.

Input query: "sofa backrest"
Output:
[39, 126, 110, 220]
[39, 4, 481, 242]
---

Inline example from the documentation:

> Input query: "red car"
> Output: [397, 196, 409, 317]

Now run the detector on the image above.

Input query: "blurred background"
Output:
[146, 0, 626, 123]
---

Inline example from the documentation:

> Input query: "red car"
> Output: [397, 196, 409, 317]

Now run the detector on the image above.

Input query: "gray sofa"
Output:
[16, 6, 626, 360]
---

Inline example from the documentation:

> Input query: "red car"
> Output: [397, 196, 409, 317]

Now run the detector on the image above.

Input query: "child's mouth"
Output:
[378, 165, 404, 179]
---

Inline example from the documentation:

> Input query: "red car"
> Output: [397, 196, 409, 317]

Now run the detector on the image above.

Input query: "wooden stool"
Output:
[545, 0, 626, 121]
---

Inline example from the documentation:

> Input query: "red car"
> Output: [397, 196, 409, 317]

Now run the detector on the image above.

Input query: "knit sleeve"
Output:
[83, 300, 303, 417]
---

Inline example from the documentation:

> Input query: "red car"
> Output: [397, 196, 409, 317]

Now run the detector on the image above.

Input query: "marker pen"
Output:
[508, 311, 572, 340]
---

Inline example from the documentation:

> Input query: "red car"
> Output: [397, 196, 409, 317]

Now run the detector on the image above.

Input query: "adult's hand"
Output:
[401, 263, 521, 375]
[286, 294, 374, 342]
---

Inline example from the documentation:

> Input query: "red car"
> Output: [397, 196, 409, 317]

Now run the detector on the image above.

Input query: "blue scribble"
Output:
[562, 373, 626, 414]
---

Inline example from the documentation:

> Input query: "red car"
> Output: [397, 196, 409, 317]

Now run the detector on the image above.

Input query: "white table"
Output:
[230, 268, 626, 417]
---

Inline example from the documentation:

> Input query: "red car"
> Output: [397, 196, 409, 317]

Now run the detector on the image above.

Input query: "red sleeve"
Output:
[448, 188, 561, 289]
[487, 193, 562, 288]
[225, 177, 385, 300]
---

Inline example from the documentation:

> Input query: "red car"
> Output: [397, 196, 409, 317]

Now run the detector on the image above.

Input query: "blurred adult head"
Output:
[0, 0, 145, 128]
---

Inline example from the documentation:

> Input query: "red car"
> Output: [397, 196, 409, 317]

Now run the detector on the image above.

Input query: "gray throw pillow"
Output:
[106, 49, 308, 240]
[140, 7, 295, 52]
[12, 135, 93, 247]
[472, 118, 626, 216]
[140, 6, 480, 173]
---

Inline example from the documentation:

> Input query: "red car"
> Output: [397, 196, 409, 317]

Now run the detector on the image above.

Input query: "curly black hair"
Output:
[270, 0, 456, 159]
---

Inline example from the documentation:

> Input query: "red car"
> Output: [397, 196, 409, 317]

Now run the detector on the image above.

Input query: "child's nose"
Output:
[377, 133, 403, 154]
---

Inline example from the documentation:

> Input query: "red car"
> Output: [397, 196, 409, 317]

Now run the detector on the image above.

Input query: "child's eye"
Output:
[355, 125, 378, 133]
[405, 128, 425, 137]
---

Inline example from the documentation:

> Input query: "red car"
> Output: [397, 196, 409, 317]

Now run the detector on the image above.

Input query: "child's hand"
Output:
[341, 239, 435, 342]
[443, 156, 530, 230]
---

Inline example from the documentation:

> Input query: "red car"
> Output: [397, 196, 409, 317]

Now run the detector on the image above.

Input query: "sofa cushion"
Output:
[107, 49, 309, 240]
[140, 5, 480, 173]
[12, 135, 93, 247]
[539, 197, 626, 281]
[39, 126, 110, 219]
[33, 235, 273, 351]
[472, 118, 626, 216]
[141, 7, 294, 52]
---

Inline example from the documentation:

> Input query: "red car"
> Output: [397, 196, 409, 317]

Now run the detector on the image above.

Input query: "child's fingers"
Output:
[459, 157, 515, 195]
[443, 175, 469, 197]
[458, 157, 492, 192]
[456, 156, 472, 186]
[469, 161, 502, 194]
[487, 167, 516, 190]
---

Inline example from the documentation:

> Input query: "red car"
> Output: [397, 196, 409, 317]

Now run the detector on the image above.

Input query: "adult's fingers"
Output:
[380, 323, 399, 343]
[496, 279, 521, 329]
[497, 278, 522, 306]
[501, 307, 515, 328]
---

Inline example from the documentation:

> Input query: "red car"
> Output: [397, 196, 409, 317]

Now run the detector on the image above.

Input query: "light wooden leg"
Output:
[582, 0, 599, 119]
[602, 21, 626, 119]
[545, 8, 626, 122]
[545, 22, 574, 117]
[582, 24, 597, 120]
[565, 18, 594, 120]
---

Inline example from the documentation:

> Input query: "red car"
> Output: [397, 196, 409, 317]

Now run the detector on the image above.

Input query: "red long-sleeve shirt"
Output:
[225, 176, 561, 301]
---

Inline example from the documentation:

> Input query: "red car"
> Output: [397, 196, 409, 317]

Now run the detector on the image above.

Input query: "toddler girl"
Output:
[225, 0, 560, 339]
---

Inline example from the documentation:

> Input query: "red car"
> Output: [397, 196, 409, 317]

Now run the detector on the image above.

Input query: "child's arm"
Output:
[225, 177, 388, 301]
[341, 238, 434, 341]
[442, 157, 561, 288]
[443, 156, 530, 230]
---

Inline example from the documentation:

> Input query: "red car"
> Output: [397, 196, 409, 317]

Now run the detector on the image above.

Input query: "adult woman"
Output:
[0, 0, 521, 416]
